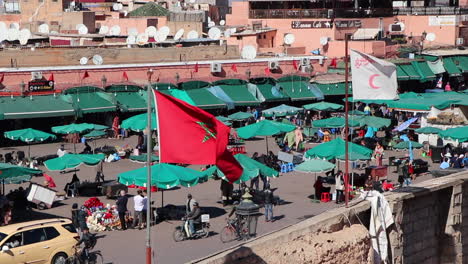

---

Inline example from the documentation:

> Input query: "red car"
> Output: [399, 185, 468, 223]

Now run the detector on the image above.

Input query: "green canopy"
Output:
[4, 128, 56, 143]
[305, 138, 373, 160]
[439, 126, 468, 142]
[415, 127, 443, 134]
[0, 163, 41, 180]
[228, 112, 252, 121]
[314, 82, 351, 96]
[0, 94, 75, 120]
[312, 117, 360, 128]
[62, 86, 116, 114]
[160, 89, 196, 106]
[112, 91, 147, 112]
[118, 163, 206, 189]
[52, 123, 106, 134]
[121, 113, 157, 132]
[44, 153, 105, 171]
[216, 116, 232, 122]
[393, 141, 423, 149]
[294, 159, 335, 173]
[184, 89, 226, 109]
[216, 154, 278, 184]
[216, 84, 260, 106]
[237, 120, 296, 139]
[262, 104, 302, 117]
[278, 81, 320, 100]
[129, 154, 160, 163]
[303, 101, 343, 111]
[336, 152, 371, 161]
[152, 83, 178, 90]
[83, 130, 107, 138]
[348, 110, 366, 115]
[352, 115, 391, 129]
[443, 57, 462, 76]
[249, 78, 289, 102]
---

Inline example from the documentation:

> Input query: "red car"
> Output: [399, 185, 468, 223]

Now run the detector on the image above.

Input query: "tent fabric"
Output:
[112, 91, 147, 112]
[393, 141, 423, 149]
[249, 77, 289, 102]
[62, 87, 116, 114]
[426, 59, 446, 75]
[396, 65, 410, 81]
[276, 75, 310, 82]
[184, 88, 226, 109]
[212, 79, 247, 86]
[452, 56, 468, 72]
[413, 61, 436, 82]
[228, 111, 252, 121]
[151, 83, 178, 90]
[443, 58, 462, 76]
[398, 64, 420, 80]
[178, 81, 211, 90]
[0, 163, 41, 180]
[216, 84, 260, 106]
[314, 82, 351, 96]
[305, 138, 373, 160]
[105, 85, 143, 93]
[44, 153, 105, 171]
[352, 115, 391, 129]
[52, 123, 96, 134]
[303, 101, 343, 111]
[160, 89, 196, 106]
[278, 81, 320, 100]
[439, 126, 468, 142]
[415, 126, 443, 134]
[312, 117, 360, 128]
[352, 28, 380, 40]
[262, 104, 302, 117]
[121, 113, 157, 132]
[237, 120, 296, 139]
[4, 128, 56, 143]
[295, 159, 335, 173]
[0, 95, 75, 120]
[207, 86, 235, 109]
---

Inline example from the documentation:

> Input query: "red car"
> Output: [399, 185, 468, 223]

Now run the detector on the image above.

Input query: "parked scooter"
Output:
[173, 215, 210, 242]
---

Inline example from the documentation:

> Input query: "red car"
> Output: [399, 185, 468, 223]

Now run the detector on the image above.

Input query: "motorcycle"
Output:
[173, 214, 210, 242]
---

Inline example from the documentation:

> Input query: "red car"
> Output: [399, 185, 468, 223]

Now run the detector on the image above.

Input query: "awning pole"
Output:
[344, 33, 351, 207]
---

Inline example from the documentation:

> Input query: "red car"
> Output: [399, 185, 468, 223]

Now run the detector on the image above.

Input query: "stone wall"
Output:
[192, 171, 468, 264]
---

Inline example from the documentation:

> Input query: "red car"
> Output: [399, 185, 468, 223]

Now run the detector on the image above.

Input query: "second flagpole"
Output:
[146, 69, 154, 264]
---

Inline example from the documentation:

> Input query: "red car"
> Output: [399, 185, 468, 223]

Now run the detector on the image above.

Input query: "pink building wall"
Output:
[98, 14, 167, 35]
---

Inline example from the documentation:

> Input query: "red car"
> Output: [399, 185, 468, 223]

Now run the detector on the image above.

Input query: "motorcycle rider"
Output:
[186, 202, 201, 237]
[76, 227, 96, 262]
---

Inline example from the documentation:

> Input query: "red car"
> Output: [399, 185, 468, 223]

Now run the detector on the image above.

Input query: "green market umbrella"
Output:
[52, 123, 107, 152]
[44, 153, 105, 171]
[262, 104, 302, 117]
[348, 110, 366, 116]
[4, 128, 57, 158]
[303, 101, 343, 111]
[415, 127, 443, 134]
[129, 154, 159, 163]
[121, 113, 157, 132]
[352, 115, 391, 129]
[83, 130, 107, 153]
[295, 159, 335, 173]
[305, 138, 373, 160]
[439, 126, 468, 142]
[228, 112, 252, 121]
[237, 120, 296, 153]
[0, 163, 41, 194]
[336, 152, 371, 161]
[312, 117, 360, 128]
[393, 141, 423, 149]
[235, 154, 278, 178]
[216, 116, 232, 122]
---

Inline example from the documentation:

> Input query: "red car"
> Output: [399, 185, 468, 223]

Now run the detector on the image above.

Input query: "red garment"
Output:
[154, 91, 242, 183]
[43, 174, 56, 188]
[112, 116, 120, 132]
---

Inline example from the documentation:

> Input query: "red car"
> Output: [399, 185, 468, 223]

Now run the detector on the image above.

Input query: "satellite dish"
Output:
[136, 33, 149, 45]
[9, 22, 19, 30]
[224, 30, 231, 38]
[220, 20, 226, 26]
[154, 31, 167, 42]
[118, 3, 123, 10]
[208, 27, 221, 40]
[110, 25, 121, 35]
[50, 31, 58, 35]
[99, 26, 109, 35]
[80, 57, 88, 65]
[112, 3, 122, 11]
[186, 30, 198, 39]
[320, 36, 328, 46]
[18, 29, 31, 45]
[145, 26, 157, 37]
[128, 28, 138, 36]
[126, 35, 136, 44]
[426, 33, 436, 42]
[230, 28, 236, 33]
[75, 24, 85, 30]
[38, 24, 49, 34]
[241, 45, 257, 60]
[283, 33, 295, 45]
[189, 0, 195, 3]
[92, 54, 103, 65]
[0, 28, 7, 42]
[174, 28, 184, 40]
[159, 26, 170, 37]
[78, 25, 88, 35]
[208, 21, 215, 28]
[7, 28, 19, 41]
[0, 22, 6, 30]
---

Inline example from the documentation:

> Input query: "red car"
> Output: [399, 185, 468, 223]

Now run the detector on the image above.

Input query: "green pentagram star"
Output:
[196, 121, 217, 143]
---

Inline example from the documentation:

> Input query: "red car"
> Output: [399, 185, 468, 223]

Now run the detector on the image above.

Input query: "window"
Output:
[62, 224, 77, 234]
[5, 1, 20, 13]
[23, 229, 46, 245]
[0, 232, 7, 243]
[2, 233, 23, 249]
[44, 227, 60, 240]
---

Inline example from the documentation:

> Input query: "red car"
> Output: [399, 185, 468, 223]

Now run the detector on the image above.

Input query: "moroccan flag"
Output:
[350, 50, 398, 100]
[330, 58, 337, 68]
[48, 73, 54, 82]
[264, 67, 270, 76]
[154, 90, 242, 182]
[231, 64, 238, 73]
[123, 71, 129, 81]
[0, 74, 4, 83]
[82, 71, 90, 79]
[292, 60, 298, 71]
[194, 63, 199, 73]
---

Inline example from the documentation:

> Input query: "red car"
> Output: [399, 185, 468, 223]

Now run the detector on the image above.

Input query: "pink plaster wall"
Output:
[98, 16, 167, 35]
[395, 15, 459, 46]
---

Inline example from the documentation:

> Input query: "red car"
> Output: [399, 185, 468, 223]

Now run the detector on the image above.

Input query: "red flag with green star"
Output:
[154, 90, 242, 183]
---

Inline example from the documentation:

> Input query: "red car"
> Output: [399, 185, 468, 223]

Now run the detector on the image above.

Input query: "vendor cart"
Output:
[26, 183, 59, 210]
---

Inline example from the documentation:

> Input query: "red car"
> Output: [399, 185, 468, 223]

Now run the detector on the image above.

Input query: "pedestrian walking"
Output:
[402, 160, 411, 187]
[335, 171, 344, 204]
[95, 161, 105, 182]
[116, 190, 128, 230]
[264, 185, 274, 222]
[133, 189, 145, 229]
[373, 142, 384, 166]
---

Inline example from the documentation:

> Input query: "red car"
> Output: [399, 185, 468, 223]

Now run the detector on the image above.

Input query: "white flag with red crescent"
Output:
[350, 50, 398, 100]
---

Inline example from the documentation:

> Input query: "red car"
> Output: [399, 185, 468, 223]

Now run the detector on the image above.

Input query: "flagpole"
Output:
[344, 34, 351, 207]
[146, 69, 154, 264]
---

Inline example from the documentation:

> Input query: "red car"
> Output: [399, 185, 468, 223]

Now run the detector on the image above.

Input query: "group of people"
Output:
[440, 152, 467, 169]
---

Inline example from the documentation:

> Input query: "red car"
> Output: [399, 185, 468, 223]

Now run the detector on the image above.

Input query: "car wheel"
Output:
[52, 252, 68, 264]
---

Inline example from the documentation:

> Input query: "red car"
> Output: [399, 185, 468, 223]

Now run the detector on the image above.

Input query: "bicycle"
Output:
[65, 245, 104, 264]
[220, 218, 249, 243]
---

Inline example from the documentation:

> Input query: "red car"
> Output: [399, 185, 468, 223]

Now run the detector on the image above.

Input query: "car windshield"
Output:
[0, 232, 7, 243]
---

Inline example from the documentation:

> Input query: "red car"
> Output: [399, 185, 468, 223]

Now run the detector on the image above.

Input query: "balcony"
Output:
[393, 6, 467, 16]
[249, 8, 394, 19]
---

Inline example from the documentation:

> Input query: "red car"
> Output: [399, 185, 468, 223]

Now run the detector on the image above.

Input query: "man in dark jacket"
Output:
[187, 202, 201, 237]
[264, 185, 274, 222]
[116, 190, 128, 230]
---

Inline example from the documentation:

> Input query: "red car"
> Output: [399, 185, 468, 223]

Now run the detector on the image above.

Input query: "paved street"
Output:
[3, 135, 436, 264]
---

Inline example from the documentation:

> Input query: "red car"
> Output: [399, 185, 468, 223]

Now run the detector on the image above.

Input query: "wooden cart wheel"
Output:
[38, 202, 47, 210]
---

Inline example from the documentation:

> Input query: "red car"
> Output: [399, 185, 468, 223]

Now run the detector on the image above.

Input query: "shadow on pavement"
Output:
[223, 246, 267, 264]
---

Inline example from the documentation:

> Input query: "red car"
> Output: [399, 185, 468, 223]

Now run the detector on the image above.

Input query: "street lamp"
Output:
[20, 80, 25, 96]
[145, 67, 154, 264]
[101, 75, 107, 89]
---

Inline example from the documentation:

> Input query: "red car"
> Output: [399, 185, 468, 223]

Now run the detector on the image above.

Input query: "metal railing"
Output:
[393, 6, 467, 15]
